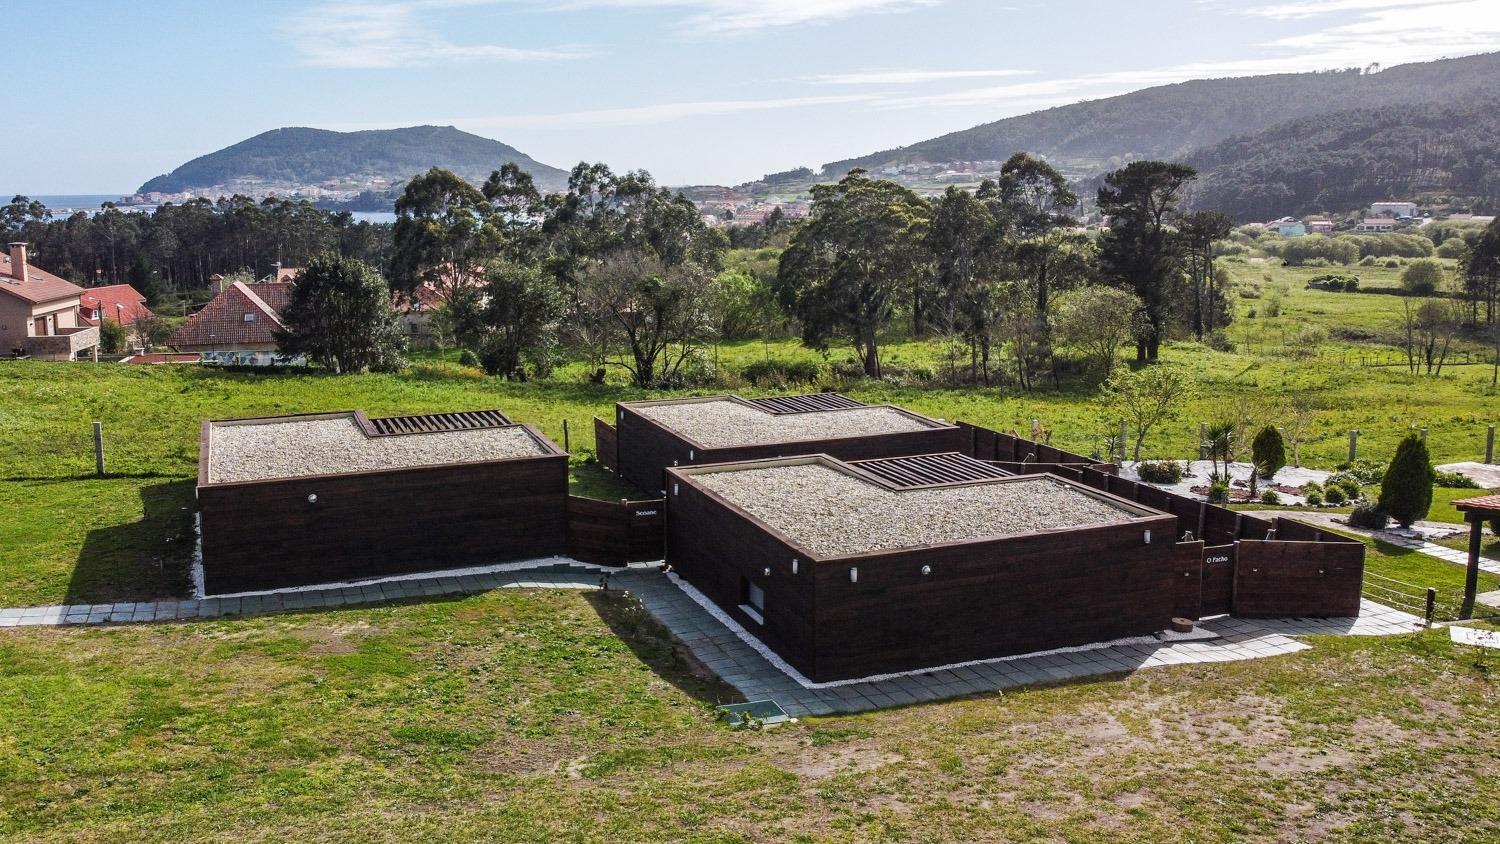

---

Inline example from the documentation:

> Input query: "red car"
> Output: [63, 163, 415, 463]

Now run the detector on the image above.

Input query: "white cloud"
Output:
[441, 93, 888, 129]
[287, 1, 593, 68]
[806, 68, 1035, 85]
[541, 0, 941, 35]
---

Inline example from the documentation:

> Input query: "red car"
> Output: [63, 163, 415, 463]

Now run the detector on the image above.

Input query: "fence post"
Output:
[1199, 422, 1208, 461]
[1419, 427, 1427, 442]
[93, 421, 105, 477]
[1348, 430, 1359, 463]
[563, 419, 570, 454]
[1425, 588, 1436, 627]
[1486, 425, 1495, 465]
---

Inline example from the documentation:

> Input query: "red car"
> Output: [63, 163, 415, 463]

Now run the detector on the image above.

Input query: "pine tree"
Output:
[1378, 433, 1434, 528]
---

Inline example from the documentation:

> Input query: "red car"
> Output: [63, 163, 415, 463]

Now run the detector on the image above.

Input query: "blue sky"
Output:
[6, 0, 1499, 193]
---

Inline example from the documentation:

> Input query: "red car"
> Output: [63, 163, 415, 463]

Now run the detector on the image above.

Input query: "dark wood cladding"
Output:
[666, 459, 1182, 682]
[665, 472, 818, 674]
[1201, 544, 1236, 616]
[197, 418, 568, 594]
[566, 495, 665, 565]
[593, 417, 619, 473]
[1232, 538, 1365, 617]
[616, 400, 966, 495]
[199, 454, 567, 593]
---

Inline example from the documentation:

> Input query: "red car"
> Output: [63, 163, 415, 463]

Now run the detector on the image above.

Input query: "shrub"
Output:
[1208, 482, 1230, 504]
[1359, 255, 1378, 266]
[1260, 489, 1281, 505]
[1336, 459, 1387, 485]
[1325, 473, 1363, 499]
[1264, 296, 1282, 317]
[1434, 470, 1480, 489]
[408, 361, 486, 381]
[741, 358, 819, 387]
[1137, 460, 1184, 484]
[1304, 489, 1324, 506]
[1378, 433, 1435, 528]
[1385, 259, 1400, 269]
[1301, 480, 1323, 495]
[1323, 485, 1347, 505]
[1401, 259, 1445, 294]
[1348, 502, 1390, 530]
[1344, 276, 1359, 291]
[1205, 329, 1234, 352]
[1251, 426, 1286, 478]
[1436, 237, 1469, 259]
[457, 348, 479, 367]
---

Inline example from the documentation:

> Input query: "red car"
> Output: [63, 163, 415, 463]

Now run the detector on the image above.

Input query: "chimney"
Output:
[8, 243, 26, 281]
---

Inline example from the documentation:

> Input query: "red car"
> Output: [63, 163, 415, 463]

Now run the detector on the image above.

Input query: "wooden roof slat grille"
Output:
[745, 393, 865, 414]
[362, 409, 514, 437]
[852, 453, 1015, 489]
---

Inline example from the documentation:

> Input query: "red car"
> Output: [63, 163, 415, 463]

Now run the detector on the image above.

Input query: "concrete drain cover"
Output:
[717, 699, 791, 728]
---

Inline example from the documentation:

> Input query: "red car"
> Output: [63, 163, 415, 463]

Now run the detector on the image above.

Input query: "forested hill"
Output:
[138, 126, 570, 194]
[1184, 96, 1500, 221]
[821, 52, 1500, 178]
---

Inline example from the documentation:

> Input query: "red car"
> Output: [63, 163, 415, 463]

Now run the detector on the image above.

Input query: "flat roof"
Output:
[205, 412, 549, 484]
[686, 460, 1150, 557]
[630, 397, 944, 448]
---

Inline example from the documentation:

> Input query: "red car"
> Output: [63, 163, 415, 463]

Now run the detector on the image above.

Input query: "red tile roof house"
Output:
[0, 242, 102, 360]
[80, 284, 154, 351]
[393, 266, 485, 347]
[167, 280, 296, 365]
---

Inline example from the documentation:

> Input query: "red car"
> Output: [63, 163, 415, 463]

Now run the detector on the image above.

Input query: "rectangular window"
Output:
[738, 577, 765, 625]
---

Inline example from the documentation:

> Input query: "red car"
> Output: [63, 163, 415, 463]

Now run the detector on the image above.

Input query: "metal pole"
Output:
[93, 421, 105, 476]
[1348, 430, 1359, 463]
[1486, 425, 1495, 465]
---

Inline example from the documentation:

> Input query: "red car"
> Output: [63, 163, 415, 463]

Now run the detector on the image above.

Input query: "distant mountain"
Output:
[822, 52, 1500, 179]
[138, 125, 569, 195]
[1185, 97, 1500, 221]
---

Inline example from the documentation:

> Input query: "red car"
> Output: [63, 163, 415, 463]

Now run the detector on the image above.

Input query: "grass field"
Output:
[2, 588, 1498, 843]
[3, 262, 1500, 840]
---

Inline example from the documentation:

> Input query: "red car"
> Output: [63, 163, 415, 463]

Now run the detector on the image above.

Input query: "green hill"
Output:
[138, 125, 569, 194]
[821, 52, 1500, 180]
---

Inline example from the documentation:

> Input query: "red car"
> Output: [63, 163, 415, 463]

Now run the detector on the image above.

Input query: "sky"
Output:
[5, 0, 1500, 194]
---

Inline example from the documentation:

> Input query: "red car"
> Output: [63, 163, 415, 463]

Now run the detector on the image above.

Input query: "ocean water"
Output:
[25, 194, 131, 211]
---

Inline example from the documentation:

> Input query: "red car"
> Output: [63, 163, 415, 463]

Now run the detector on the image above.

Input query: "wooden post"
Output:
[1486, 425, 1495, 465]
[1425, 587, 1437, 627]
[1118, 420, 1127, 464]
[1420, 427, 1427, 442]
[1348, 430, 1359, 463]
[92, 421, 105, 476]
[563, 419, 571, 454]
[1461, 515, 1483, 620]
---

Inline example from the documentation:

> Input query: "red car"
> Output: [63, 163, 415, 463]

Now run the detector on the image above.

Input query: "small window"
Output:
[738, 577, 765, 624]
[243, 313, 256, 322]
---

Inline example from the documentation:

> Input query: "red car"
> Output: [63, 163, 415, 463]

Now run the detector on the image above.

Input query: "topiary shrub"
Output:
[1348, 502, 1390, 530]
[1323, 485, 1347, 505]
[1261, 489, 1281, 505]
[1208, 482, 1230, 504]
[1137, 460, 1185, 484]
[1378, 433, 1435, 528]
[1304, 489, 1324, 506]
[1336, 459, 1387, 485]
[1325, 473, 1363, 500]
[1251, 426, 1286, 479]
[457, 348, 479, 367]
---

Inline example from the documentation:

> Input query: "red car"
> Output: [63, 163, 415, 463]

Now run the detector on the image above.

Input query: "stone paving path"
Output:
[0, 557, 1428, 717]
[0, 561, 609, 628]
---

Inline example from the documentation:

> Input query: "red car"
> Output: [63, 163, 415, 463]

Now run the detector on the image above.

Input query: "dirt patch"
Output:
[786, 746, 904, 780]
[471, 739, 582, 778]
[1255, 744, 1358, 775]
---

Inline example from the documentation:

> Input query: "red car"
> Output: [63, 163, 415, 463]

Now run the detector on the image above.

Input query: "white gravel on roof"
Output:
[635, 399, 935, 448]
[693, 463, 1136, 556]
[209, 416, 545, 483]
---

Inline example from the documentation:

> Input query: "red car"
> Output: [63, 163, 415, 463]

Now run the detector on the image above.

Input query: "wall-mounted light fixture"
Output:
[791, 558, 799, 574]
[920, 565, 932, 576]
[1143, 529, 1152, 544]
[849, 567, 858, 584]
[307, 493, 318, 504]
[763, 567, 772, 577]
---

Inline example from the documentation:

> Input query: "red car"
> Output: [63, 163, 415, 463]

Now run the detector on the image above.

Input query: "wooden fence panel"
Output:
[594, 417, 618, 473]
[1233, 539, 1364, 617]
[1201, 544, 1236, 616]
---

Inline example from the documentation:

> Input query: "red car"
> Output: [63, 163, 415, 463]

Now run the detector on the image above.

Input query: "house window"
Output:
[739, 577, 765, 624]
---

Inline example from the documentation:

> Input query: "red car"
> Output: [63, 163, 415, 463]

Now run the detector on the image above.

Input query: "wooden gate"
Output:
[566, 495, 665, 565]
[1201, 544, 1236, 616]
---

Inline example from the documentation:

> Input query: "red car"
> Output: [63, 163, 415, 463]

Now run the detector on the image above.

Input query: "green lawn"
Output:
[2, 588, 1498, 843]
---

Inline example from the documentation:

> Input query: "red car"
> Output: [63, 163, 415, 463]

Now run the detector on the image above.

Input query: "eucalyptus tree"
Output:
[927, 186, 1003, 383]
[776, 170, 931, 378]
[1178, 210, 1234, 338]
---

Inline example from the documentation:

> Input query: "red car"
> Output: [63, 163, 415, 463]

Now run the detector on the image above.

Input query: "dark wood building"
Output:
[611, 393, 966, 494]
[665, 453, 1195, 683]
[197, 409, 567, 594]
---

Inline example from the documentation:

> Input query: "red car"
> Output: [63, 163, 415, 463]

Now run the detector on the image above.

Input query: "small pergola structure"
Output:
[1452, 494, 1500, 618]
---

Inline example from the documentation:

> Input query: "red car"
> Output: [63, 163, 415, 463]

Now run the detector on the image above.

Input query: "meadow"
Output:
[2, 256, 1500, 841]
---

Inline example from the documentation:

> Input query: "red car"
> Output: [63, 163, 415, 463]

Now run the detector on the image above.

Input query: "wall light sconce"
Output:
[849, 567, 858, 584]
[307, 493, 318, 504]
[920, 565, 932, 576]
[791, 558, 799, 574]
[1143, 529, 1152, 544]
[763, 567, 772, 577]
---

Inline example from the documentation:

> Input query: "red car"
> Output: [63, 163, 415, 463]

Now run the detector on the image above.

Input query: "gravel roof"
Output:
[692, 463, 1139, 556]
[634, 399, 938, 448]
[208, 415, 546, 483]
